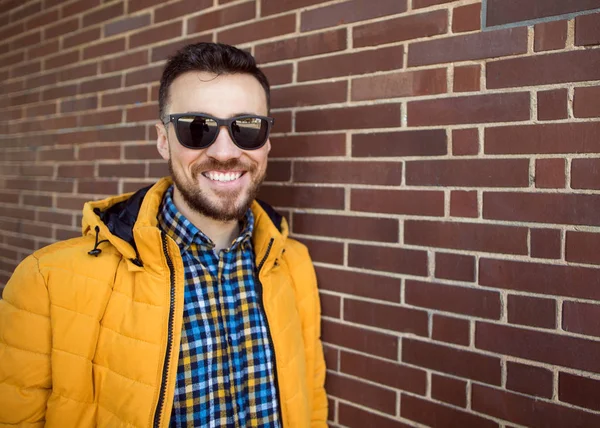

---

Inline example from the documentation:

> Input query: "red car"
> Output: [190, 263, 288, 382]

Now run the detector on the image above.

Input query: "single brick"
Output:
[270, 134, 346, 158]
[406, 280, 501, 319]
[508, 295, 556, 329]
[255, 29, 346, 64]
[353, 129, 447, 157]
[432, 314, 470, 346]
[576, 12, 600, 46]
[476, 321, 600, 373]
[319, 293, 340, 319]
[293, 213, 399, 243]
[408, 92, 530, 126]
[530, 228, 562, 259]
[572, 158, 600, 190]
[348, 244, 428, 277]
[351, 189, 444, 217]
[452, 3, 481, 33]
[560, 372, 600, 411]
[299, 239, 343, 265]
[154, 0, 212, 24]
[452, 128, 479, 155]
[574, 86, 600, 118]
[450, 190, 478, 218]
[535, 158, 565, 188]
[352, 68, 447, 101]
[403, 338, 501, 385]
[217, 14, 295, 45]
[454, 64, 480, 92]
[294, 161, 402, 185]
[271, 81, 347, 108]
[563, 300, 600, 338]
[261, 0, 326, 16]
[486, 0, 599, 27]
[326, 373, 396, 415]
[537, 88, 568, 120]
[315, 266, 401, 302]
[507, 361, 553, 398]
[435, 252, 476, 282]
[535, 20, 568, 52]
[322, 320, 398, 359]
[431, 373, 467, 407]
[259, 185, 344, 210]
[104, 13, 150, 36]
[566, 231, 600, 265]
[297, 104, 401, 132]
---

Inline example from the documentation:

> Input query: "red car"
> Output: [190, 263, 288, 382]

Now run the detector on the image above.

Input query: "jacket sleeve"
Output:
[310, 283, 328, 428]
[0, 255, 52, 427]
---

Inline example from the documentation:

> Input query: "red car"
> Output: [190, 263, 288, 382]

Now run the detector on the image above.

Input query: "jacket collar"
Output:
[82, 177, 287, 271]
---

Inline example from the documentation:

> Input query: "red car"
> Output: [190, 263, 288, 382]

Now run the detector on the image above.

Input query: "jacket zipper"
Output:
[154, 232, 176, 428]
[255, 238, 284, 426]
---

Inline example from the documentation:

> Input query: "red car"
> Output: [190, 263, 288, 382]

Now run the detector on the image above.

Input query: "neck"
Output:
[172, 188, 240, 252]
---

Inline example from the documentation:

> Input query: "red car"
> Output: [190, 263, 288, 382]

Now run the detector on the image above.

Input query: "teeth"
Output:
[204, 171, 242, 182]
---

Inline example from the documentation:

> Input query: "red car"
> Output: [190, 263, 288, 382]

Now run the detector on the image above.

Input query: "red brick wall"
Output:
[2, 0, 600, 426]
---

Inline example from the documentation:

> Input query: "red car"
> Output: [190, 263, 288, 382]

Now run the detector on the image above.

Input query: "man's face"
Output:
[156, 71, 270, 222]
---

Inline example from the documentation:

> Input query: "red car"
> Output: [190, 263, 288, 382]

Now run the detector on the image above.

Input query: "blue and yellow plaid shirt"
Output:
[157, 186, 280, 427]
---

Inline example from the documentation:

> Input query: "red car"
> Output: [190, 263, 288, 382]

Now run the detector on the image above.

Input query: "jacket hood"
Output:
[81, 177, 287, 269]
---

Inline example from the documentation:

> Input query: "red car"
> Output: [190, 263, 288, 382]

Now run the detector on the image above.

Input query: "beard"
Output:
[169, 157, 265, 222]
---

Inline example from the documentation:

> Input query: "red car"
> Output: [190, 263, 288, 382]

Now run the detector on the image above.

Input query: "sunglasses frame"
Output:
[165, 113, 275, 151]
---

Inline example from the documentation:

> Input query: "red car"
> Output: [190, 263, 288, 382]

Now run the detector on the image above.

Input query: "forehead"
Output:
[168, 71, 268, 117]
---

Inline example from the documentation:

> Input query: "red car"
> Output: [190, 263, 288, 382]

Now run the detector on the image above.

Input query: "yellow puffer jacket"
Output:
[0, 177, 327, 427]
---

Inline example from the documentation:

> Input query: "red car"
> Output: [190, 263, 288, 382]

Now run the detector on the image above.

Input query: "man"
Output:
[0, 43, 327, 427]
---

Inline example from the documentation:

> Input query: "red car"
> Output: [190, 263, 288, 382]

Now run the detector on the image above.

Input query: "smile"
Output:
[202, 171, 243, 182]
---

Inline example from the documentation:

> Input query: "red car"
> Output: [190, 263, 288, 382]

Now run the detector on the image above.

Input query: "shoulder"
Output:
[28, 235, 123, 286]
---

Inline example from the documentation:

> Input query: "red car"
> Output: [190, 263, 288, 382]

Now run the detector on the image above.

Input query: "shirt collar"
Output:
[158, 185, 254, 252]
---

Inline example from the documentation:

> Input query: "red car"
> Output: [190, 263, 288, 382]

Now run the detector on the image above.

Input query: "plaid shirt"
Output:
[157, 186, 280, 428]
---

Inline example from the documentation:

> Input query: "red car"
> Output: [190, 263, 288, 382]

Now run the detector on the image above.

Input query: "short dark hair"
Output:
[158, 42, 271, 122]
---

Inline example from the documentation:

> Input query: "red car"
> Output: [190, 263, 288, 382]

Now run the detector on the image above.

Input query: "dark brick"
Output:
[535, 158, 564, 188]
[435, 252, 475, 282]
[432, 314, 470, 346]
[476, 321, 600, 373]
[98, 163, 145, 178]
[538, 88, 568, 120]
[353, 9, 447, 47]
[79, 144, 121, 161]
[487, 0, 600, 27]
[352, 68, 446, 101]
[150, 34, 213, 63]
[298, 45, 404, 81]
[431, 374, 467, 407]
[83, 38, 126, 60]
[63, 28, 101, 49]
[339, 403, 412, 428]
[348, 244, 428, 277]
[531, 228, 561, 259]
[301, 0, 407, 32]
[563, 300, 600, 338]
[408, 92, 530, 126]
[128, 0, 163, 13]
[341, 351, 426, 395]
[402, 394, 498, 428]
[45, 50, 79, 70]
[452, 3, 481, 33]
[572, 158, 600, 189]
[404, 338, 501, 384]
[298, 238, 343, 265]
[473, 383, 600, 428]
[61, 96, 98, 114]
[413, 0, 453, 7]
[294, 213, 398, 243]
[353, 129, 447, 157]
[405, 280, 501, 319]
[320, 292, 340, 319]
[576, 12, 600, 46]
[297, 104, 401, 132]
[154, 0, 212, 24]
[535, 20, 568, 51]
[453, 64, 480, 92]
[484, 192, 600, 226]
[326, 373, 396, 415]
[26, 9, 58, 31]
[126, 104, 156, 122]
[486, 122, 600, 155]
[29, 40, 60, 59]
[315, 266, 401, 302]
[80, 76, 121, 95]
[62, 0, 100, 18]
[82, 2, 123, 26]
[508, 295, 556, 329]
[261, 0, 329, 16]
[480, 258, 600, 300]
[255, 29, 346, 63]
[44, 17, 78, 39]
[409, 27, 527, 66]
[130, 21, 182, 49]
[265, 160, 290, 182]
[101, 50, 147, 73]
[104, 13, 150, 36]
[351, 189, 444, 217]
[270, 134, 346, 158]
[294, 161, 401, 185]
[271, 81, 347, 108]
[507, 361, 553, 398]
[218, 14, 295, 45]
[574, 86, 600, 118]
[344, 299, 428, 336]
[187, 2, 255, 34]
[408, 158, 528, 187]
[123, 143, 160, 160]
[452, 128, 479, 155]
[450, 190, 478, 218]
[322, 320, 398, 359]
[261, 63, 293, 86]
[261, 185, 345, 210]
[125, 64, 164, 87]
[488, 50, 600, 89]
[78, 180, 119, 195]
[102, 88, 147, 108]
[560, 372, 600, 411]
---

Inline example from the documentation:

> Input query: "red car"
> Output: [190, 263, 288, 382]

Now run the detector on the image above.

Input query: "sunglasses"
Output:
[165, 113, 274, 150]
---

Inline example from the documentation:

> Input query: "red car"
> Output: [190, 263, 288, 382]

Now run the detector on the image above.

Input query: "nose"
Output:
[204, 125, 242, 161]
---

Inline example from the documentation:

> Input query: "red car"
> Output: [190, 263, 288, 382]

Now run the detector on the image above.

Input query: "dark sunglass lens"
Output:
[231, 117, 268, 149]
[177, 116, 218, 148]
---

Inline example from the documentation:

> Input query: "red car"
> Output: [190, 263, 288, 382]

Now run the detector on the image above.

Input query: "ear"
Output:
[156, 122, 170, 161]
